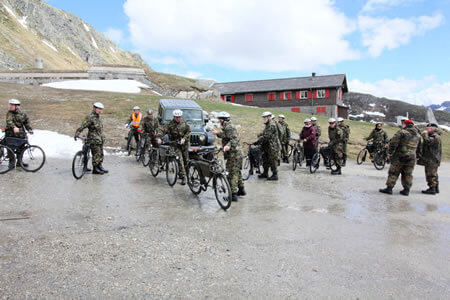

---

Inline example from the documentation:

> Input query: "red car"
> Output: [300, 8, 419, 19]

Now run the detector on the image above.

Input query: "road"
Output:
[1, 156, 449, 298]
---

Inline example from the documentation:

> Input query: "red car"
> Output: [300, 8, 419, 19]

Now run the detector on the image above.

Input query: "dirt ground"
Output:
[1, 156, 449, 298]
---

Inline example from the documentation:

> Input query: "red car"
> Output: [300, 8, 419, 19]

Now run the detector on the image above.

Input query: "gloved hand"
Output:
[28, 130, 34, 135]
[224, 145, 230, 152]
[180, 138, 185, 145]
[74, 136, 78, 141]
[157, 138, 162, 145]
[124, 124, 129, 129]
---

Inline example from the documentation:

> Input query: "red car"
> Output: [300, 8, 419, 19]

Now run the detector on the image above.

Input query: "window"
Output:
[283, 91, 292, 100]
[245, 93, 253, 102]
[316, 106, 326, 113]
[317, 89, 326, 98]
[299, 91, 308, 99]
[225, 95, 234, 102]
[267, 92, 276, 101]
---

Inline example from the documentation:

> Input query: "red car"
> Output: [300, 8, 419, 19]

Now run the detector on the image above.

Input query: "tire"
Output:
[127, 131, 133, 156]
[142, 146, 151, 167]
[187, 162, 202, 195]
[292, 150, 298, 171]
[329, 157, 338, 172]
[242, 156, 251, 181]
[213, 173, 232, 210]
[0, 145, 15, 174]
[72, 151, 86, 179]
[19, 145, 45, 172]
[149, 149, 160, 177]
[298, 148, 304, 167]
[357, 148, 367, 165]
[373, 151, 386, 170]
[310, 153, 320, 174]
[135, 144, 142, 162]
[287, 143, 294, 158]
[166, 157, 178, 187]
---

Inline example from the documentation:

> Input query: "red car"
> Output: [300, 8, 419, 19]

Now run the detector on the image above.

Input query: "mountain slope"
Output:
[428, 101, 450, 113]
[0, 0, 150, 70]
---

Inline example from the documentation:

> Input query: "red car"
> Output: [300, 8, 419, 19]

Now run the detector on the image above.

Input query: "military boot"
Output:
[436, 183, 440, 194]
[331, 167, 342, 175]
[399, 188, 410, 196]
[342, 159, 346, 167]
[422, 187, 436, 195]
[99, 164, 109, 174]
[258, 169, 268, 179]
[379, 187, 393, 194]
[237, 186, 246, 196]
[232, 193, 238, 202]
[267, 173, 278, 181]
[180, 176, 186, 185]
[92, 166, 104, 175]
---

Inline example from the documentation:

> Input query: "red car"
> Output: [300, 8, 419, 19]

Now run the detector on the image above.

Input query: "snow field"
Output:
[42, 80, 150, 94]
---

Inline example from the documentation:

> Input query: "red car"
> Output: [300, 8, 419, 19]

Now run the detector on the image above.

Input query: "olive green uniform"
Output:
[140, 116, 159, 146]
[256, 119, 280, 174]
[313, 123, 321, 138]
[159, 119, 191, 177]
[216, 121, 244, 193]
[417, 130, 441, 189]
[5, 110, 32, 138]
[367, 128, 388, 145]
[385, 125, 420, 189]
[75, 111, 105, 167]
[277, 121, 291, 161]
[328, 125, 344, 168]
[340, 123, 350, 163]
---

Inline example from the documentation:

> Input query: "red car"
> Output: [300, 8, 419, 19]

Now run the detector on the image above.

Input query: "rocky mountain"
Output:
[344, 92, 450, 124]
[428, 101, 450, 113]
[0, 0, 150, 70]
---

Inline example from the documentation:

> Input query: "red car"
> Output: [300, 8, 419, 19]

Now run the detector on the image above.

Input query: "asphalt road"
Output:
[1, 156, 449, 298]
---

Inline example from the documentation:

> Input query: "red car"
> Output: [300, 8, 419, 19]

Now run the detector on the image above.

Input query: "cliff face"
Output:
[0, 0, 151, 70]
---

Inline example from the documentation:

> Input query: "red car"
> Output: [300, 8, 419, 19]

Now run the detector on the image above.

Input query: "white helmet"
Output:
[262, 111, 272, 117]
[9, 99, 20, 105]
[217, 111, 231, 121]
[93, 102, 104, 109]
[133, 106, 140, 110]
[278, 114, 285, 119]
[328, 118, 336, 123]
[146, 109, 153, 115]
[173, 109, 183, 117]
[337, 117, 344, 122]
[376, 121, 383, 125]
[311, 117, 317, 121]
[304, 118, 311, 123]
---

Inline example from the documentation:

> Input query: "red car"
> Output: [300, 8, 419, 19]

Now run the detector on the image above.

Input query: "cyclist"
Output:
[140, 109, 159, 147]
[328, 118, 344, 175]
[5, 99, 33, 138]
[365, 122, 388, 161]
[125, 106, 143, 146]
[300, 118, 317, 166]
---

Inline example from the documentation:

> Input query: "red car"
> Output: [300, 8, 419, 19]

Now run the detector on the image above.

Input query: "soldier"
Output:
[255, 112, 280, 181]
[366, 122, 389, 160]
[379, 119, 420, 196]
[125, 106, 143, 146]
[211, 112, 245, 201]
[157, 109, 191, 185]
[277, 115, 291, 163]
[5, 99, 33, 138]
[328, 118, 344, 175]
[140, 109, 159, 146]
[75, 102, 108, 175]
[311, 116, 321, 138]
[300, 118, 317, 166]
[417, 123, 441, 195]
[337, 117, 350, 166]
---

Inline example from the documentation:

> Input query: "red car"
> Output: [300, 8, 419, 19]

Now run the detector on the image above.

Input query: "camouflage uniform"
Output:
[328, 125, 344, 168]
[140, 116, 159, 146]
[216, 121, 243, 193]
[367, 128, 388, 157]
[277, 121, 291, 161]
[385, 125, 420, 189]
[159, 119, 191, 177]
[417, 130, 441, 189]
[256, 119, 280, 174]
[75, 111, 105, 167]
[340, 123, 350, 163]
[5, 110, 32, 138]
[313, 123, 321, 138]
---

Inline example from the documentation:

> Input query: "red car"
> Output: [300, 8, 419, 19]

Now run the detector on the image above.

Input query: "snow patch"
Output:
[3, 5, 28, 29]
[437, 106, 446, 111]
[363, 111, 386, 117]
[109, 45, 116, 53]
[230, 103, 259, 108]
[83, 23, 90, 32]
[91, 36, 98, 49]
[42, 80, 150, 94]
[152, 90, 162, 96]
[349, 113, 364, 118]
[42, 40, 58, 52]
[28, 130, 80, 158]
[439, 125, 450, 131]
[66, 46, 78, 57]
[369, 103, 375, 107]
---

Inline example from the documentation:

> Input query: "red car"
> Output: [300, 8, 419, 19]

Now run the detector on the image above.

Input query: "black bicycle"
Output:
[373, 144, 389, 170]
[187, 148, 232, 210]
[356, 143, 371, 165]
[72, 136, 91, 179]
[148, 140, 181, 187]
[0, 131, 46, 172]
[242, 142, 263, 180]
[0, 143, 15, 175]
[291, 139, 305, 171]
[135, 133, 149, 164]
[126, 126, 140, 156]
[309, 142, 337, 174]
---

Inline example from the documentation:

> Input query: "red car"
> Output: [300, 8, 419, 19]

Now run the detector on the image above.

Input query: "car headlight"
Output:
[199, 135, 206, 142]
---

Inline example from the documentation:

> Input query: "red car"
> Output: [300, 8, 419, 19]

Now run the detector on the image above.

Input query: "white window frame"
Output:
[317, 89, 326, 99]
[300, 91, 308, 99]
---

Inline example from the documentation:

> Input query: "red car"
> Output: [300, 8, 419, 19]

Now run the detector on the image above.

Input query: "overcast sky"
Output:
[49, 0, 450, 106]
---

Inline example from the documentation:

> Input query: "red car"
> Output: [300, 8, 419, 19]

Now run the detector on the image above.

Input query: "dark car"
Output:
[157, 99, 215, 153]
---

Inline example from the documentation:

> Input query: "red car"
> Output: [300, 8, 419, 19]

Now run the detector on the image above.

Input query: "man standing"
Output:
[337, 117, 350, 166]
[255, 112, 280, 181]
[140, 109, 159, 146]
[328, 118, 344, 175]
[126, 106, 143, 147]
[300, 118, 317, 166]
[418, 123, 441, 195]
[366, 122, 389, 160]
[75, 102, 108, 175]
[277, 115, 291, 163]
[5, 99, 33, 138]
[311, 117, 321, 139]
[211, 112, 245, 201]
[158, 109, 191, 185]
[379, 119, 420, 196]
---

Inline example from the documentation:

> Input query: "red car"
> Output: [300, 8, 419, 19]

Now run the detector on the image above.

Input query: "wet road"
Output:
[1, 157, 449, 298]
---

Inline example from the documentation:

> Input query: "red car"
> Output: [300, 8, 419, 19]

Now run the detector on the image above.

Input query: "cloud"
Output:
[124, 0, 360, 72]
[358, 13, 443, 57]
[183, 71, 203, 79]
[349, 76, 450, 106]
[361, 0, 418, 13]
[104, 28, 124, 44]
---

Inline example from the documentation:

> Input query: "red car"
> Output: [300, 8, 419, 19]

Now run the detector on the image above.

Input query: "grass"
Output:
[1, 82, 449, 160]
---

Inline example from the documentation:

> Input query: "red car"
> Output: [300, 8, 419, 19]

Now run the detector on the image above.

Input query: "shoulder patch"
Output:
[337, 130, 341, 134]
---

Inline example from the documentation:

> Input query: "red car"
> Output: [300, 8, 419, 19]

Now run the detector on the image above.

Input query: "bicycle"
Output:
[125, 126, 140, 156]
[135, 132, 148, 163]
[372, 144, 389, 170]
[0, 130, 46, 172]
[148, 140, 181, 187]
[291, 139, 305, 171]
[242, 142, 263, 181]
[187, 148, 232, 210]
[72, 136, 91, 179]
[356, 143, 372, 165]
[309, 142, 338, 174]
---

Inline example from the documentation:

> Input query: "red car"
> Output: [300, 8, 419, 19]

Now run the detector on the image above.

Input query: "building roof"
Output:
[159, 99, 201, 109]
[213, 74, 348, 95]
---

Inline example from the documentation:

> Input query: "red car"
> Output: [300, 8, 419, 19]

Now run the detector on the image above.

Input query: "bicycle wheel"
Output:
[213, 173, 232, 210]
[298, 148, 305, 167]
[149, 149, 160, 177]
[357, 148, 367, 165]
[287, 144, 294, 158]
[135, 143, 142, 162]
[242, 156, 251, 180]
[166, 157, 178, 186]
[292, 150, 298, 171]
[19, 145, 45, 172]
[187, 162, 202, 195]
[373, 151, 386, 170]
[142, 146, 151, 167]
[0, 145, 15, 174]
[329, 157, 338, 172]
[72, 151, 86, 179]
[310, 153, 320, 174]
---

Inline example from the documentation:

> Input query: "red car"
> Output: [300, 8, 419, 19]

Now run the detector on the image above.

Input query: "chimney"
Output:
[312, 72, 316, 77]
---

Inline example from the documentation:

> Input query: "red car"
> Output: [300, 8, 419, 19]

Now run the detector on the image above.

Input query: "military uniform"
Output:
[417, 129, 441, 191]
[340, 123, 350, 164]
[159, 119, 191, 177]
[216, 121, 244, 194]
[313, 123, 321, 138]
[127, 113, 142, 145]
[328, 125, 344, 169]
[256, 119, 280, 176]
[5, 110, 32, 138]
[277, 121, 291, 162]
[75, 111, 105, 168]
[140, 116, 159, 146]
[385, 125, 420, 191]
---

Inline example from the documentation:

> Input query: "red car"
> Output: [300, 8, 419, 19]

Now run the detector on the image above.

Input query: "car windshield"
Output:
[164, 109, 203, 126]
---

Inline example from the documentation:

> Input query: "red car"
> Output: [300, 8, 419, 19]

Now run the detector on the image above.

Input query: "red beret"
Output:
[404, 119, 414, 125]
